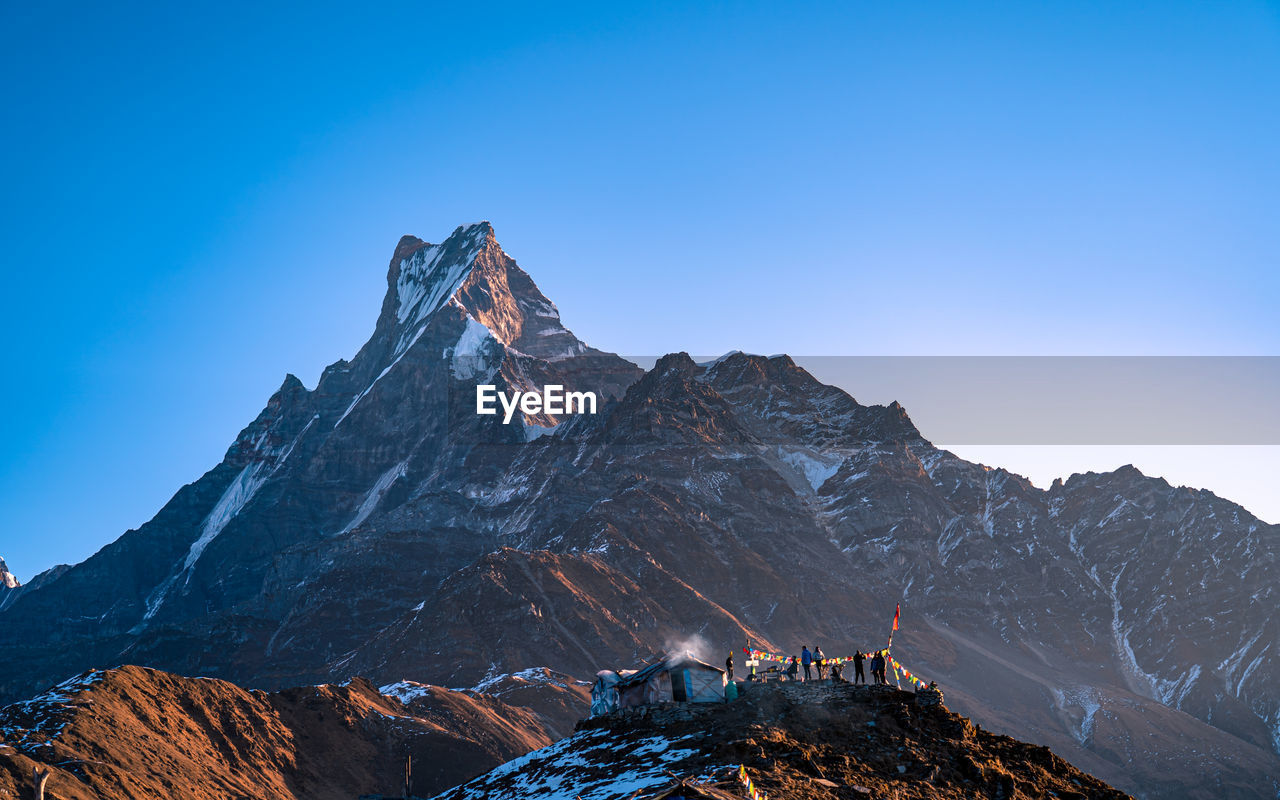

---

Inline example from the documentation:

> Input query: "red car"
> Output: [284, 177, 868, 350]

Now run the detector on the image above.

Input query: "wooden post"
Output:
[32, 767, 50, 800]
[404, 754, 412, 799]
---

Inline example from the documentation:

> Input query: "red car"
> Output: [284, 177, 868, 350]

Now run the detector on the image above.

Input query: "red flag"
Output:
[892, 602, 900, 631]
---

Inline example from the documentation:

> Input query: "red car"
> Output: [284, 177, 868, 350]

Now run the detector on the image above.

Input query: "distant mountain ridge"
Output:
[2, 223, 1276, 798]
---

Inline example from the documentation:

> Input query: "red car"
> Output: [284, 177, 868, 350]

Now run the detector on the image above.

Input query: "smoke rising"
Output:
[663, 633, 713, 661]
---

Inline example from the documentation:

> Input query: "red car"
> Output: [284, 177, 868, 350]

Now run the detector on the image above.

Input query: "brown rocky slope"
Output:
[0, 665, 557, 800]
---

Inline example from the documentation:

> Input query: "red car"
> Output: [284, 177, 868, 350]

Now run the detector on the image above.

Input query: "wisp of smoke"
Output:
[663, 633, 713, 661]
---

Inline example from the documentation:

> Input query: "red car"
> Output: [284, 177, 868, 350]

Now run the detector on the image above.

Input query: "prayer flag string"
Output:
[738, 764, 768, 800]
[741, 647, 932, 689]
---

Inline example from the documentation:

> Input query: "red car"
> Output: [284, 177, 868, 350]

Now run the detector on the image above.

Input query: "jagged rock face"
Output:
[1, 224, 1277, 798]
[0, 665, 557, 800]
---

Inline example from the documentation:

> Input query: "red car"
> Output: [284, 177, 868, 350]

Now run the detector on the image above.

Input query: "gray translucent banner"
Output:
[623, 356, 1280, 445]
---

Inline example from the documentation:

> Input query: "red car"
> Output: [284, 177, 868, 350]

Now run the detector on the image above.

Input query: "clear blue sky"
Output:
[2, 2, 1277, 578]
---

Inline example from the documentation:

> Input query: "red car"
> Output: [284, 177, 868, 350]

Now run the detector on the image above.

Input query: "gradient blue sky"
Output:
[2, 2, 1278, 578]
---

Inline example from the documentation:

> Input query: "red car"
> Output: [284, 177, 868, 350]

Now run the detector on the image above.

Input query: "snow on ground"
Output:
[379, 680, 433, 704]
[0, 669, 105, 754]
[433, 728, 702, 800]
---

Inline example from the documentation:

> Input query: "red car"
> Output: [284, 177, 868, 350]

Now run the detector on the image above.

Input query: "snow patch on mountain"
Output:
[1235, 648, 1269, 698]
[379, 680, 433, 704]
[140, 412, 319, 624]
[335, 325, 428, 428]
[1219, 629, 1266, 696]
[396, 244, 444, 323]
[523, 420, 560, 441]
[776, 446, 842, 492]
[1052, 686, 1102, 745]
[466, 668, 579, 695]
[184, 463, 268, 574]
[339, 459, 409, 536]
[937, 516, 967, 566]
[396, 223, 488, 335]
[337, 227, 494, 429]
[450, 316, 500, 380]
[137, 462, 269, 625]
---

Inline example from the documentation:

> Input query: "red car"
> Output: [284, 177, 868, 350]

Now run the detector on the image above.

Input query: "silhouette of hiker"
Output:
[726, 651, 734, 681]
[853, 650, 866, 684]
[814, 646, 826, 679]
[801, 646, 813, 681]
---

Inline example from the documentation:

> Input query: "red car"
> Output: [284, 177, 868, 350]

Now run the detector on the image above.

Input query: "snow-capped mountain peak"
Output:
[367, 221, 590, 369]
[394, 223, 492, 326]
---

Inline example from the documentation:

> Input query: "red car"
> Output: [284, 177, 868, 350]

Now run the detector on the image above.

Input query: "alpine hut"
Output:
[599, 652, 725, 711]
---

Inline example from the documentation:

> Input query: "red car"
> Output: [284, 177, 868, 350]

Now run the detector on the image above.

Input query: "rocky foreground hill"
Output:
[1, 223, 1277, 797]
[1, 666, 1133, 800]
[0, 664, 591, 800]
[438, 680, 1132, 800]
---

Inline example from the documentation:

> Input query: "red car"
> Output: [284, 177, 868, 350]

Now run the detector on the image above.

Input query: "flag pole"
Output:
[886, 601, 900, 650]
[887, 602, 901, 688]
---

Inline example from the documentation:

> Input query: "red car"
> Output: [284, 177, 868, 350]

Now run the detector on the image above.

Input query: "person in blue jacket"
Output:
[801, 646, 813, 681]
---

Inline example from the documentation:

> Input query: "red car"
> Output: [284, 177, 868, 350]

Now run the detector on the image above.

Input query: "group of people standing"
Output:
[834, 647, 894, 685]
[744, 646, 895, 685]
[784, 645, 829, 681]
[862, 649, 892, 685]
